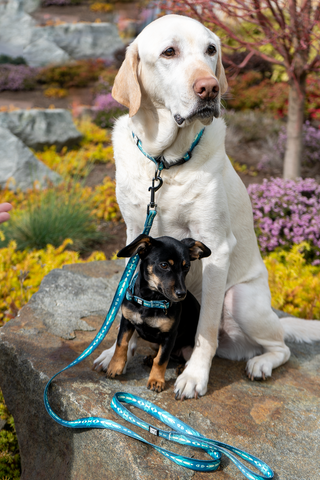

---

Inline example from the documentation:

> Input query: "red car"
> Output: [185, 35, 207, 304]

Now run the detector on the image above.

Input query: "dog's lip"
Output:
[174, 103, 217, 125]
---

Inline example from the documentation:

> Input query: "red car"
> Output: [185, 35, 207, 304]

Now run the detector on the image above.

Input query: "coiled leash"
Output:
[44, 143, 274, 479]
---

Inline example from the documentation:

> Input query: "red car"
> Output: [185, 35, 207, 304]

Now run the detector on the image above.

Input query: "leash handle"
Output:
[44, 207, 274, 478]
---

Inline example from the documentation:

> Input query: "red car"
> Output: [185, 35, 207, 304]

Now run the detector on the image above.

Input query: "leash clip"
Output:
[147, 169, 163, 214]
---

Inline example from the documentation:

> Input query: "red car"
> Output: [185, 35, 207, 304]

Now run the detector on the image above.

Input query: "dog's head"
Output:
[117, 234, 211, 303]
[112, 14, 228, 127]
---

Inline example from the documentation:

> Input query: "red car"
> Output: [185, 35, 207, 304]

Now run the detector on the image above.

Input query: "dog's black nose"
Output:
[175, 290, 186, 299]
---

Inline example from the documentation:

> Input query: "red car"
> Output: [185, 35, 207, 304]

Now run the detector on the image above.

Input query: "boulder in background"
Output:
[0, 109, 83, 151]
[0, 126, 61, 191]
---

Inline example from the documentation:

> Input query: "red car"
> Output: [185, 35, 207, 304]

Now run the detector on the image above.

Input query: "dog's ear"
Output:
[216, 46, 228, 96]
[112, 42, 141, 117]
[117, 234, 153, 258]
[181, 238, 211, 261]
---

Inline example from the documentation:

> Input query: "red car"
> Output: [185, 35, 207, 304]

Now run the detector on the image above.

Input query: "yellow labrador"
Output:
[94, 14, 320, 399]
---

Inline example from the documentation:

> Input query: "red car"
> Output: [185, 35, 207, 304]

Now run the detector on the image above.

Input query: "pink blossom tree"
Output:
[162, 0, 320, 179]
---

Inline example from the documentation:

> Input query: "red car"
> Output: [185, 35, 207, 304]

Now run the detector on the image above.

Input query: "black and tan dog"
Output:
[106, 234, 211, 393]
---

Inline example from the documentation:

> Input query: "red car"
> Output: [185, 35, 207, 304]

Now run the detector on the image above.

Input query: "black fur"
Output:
[113, 235, 211, 389]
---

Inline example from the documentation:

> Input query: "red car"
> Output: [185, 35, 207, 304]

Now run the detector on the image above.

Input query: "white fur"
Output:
[93, 14, 320, 397]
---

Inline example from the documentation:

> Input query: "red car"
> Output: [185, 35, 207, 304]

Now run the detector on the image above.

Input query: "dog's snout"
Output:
[193, 77, 219, 100]
[175, 289, 187, 300]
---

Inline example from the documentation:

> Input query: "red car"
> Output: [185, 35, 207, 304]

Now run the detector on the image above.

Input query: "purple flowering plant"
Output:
[0, 65, 39, 91]
[93, 93, 126, 129]
[248, 177, 320, 264]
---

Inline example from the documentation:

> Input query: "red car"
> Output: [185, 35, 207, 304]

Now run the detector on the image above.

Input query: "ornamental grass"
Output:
[0, 188, 106, 252]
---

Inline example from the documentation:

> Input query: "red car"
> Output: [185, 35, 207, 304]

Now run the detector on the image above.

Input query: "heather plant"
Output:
[248, 178, 320, 264]
[0, 65, 38, 91]
[93, 93, 126, 128]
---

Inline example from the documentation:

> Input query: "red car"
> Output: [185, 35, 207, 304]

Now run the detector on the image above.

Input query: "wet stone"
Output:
[0, 260, 319, 479]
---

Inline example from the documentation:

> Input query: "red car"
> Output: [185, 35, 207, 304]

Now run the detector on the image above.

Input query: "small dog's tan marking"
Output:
[147, 346, 169, 392]
[182, 260, 186, 266]
[168, 259, 174, 265]
[147, 265, 162, 291]
[107, 329, 134, 378]
[121, 305, 143, 325]
[144, 315, 175, 332]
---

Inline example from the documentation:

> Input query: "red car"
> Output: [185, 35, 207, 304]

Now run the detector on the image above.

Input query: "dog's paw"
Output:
[147, 377, 165, 393]
[93, 344, 121, 373]
[174, 364, 208, 400]
[106, 357, 126, 378]
[245, 356, 272, 381]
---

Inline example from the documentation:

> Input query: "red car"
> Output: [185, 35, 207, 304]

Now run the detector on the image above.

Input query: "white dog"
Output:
[94, 14, 320, 399]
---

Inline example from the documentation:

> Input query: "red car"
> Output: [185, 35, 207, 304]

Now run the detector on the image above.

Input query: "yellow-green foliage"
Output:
[0, 118, 120, 222]
[35, 118, 114, 179]
[44, 87, 68, 98]
[0, 390, 20, 480]
[0, 178, 120, 224]
[0, 237, 105, 325]
[264, 243, 320, 319]
[76, 117, 111, 145]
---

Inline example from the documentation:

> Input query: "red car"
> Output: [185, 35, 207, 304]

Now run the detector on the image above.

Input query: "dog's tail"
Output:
[280, 317, 320, 343]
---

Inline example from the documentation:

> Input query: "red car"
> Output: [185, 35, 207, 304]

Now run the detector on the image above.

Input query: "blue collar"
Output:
[132, 128, 205, 171]
[126, 273, 171, 311]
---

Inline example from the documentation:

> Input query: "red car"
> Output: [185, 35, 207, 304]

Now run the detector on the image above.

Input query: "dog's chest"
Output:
[121, 303, 175, 334]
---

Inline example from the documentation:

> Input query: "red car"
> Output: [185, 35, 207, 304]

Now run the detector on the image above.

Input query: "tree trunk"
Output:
[283, 79, 306, 180]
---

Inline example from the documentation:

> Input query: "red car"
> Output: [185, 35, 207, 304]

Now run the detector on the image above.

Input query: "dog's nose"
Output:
[193, 77, 219, 100]
[175, 290, 187, 299]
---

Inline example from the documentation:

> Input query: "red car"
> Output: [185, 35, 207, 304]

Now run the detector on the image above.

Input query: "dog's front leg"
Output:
[174, 248, 231, 400]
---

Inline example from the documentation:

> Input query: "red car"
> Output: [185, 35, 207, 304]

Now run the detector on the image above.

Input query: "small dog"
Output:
[106, 234, 211, 392]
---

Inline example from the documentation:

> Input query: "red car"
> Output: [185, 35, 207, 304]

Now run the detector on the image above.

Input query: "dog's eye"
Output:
[160, 262, 169, 269]
[183, 264, 190, 272]
[207, 45, 217, 56]
[162, 47, 175, 58]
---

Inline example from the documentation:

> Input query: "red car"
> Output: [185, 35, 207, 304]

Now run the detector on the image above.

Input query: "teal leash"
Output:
[44, 169, 274, 479]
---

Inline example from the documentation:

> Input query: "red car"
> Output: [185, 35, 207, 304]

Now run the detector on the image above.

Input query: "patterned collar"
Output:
[132, 128, 205, 171]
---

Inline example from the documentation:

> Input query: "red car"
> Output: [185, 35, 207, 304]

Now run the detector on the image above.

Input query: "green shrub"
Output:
[0, 55, 26, 65]
[0, 189, 106, 252]
[0, 390, 20, 480]
[93, 108, 125, 129]
[37, 60, 106, 89]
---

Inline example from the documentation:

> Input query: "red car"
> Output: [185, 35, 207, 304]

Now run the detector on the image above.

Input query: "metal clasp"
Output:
[147, 168, 163, 214]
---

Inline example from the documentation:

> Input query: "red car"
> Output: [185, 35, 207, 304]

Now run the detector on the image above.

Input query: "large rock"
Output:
[0, 259, 319, 479]
[0, 126, 61, 190]
[0, 0, 124, 65]
[23, 37, 70, 68]
[0, 0, 40, 14]
[0, 109, 83, 151]
[43, 23, 124, 60]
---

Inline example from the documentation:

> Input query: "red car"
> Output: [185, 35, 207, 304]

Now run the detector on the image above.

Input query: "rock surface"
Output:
[23, 36, 70, 67]
[43, 23, 124, 60]
[0, 0, 124, 65]
[0, 260, 319, 479]
[0, 109, 83, 151]
[0, 126, 61, 190]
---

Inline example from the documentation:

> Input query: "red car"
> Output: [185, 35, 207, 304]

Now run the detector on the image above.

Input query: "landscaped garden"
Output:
[0, 0, 319, 477]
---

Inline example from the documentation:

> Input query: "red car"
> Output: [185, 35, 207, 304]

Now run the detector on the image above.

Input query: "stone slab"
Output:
[0, 260, 319, 479]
